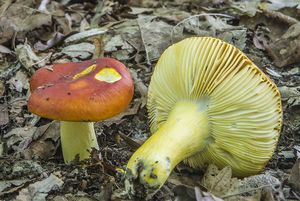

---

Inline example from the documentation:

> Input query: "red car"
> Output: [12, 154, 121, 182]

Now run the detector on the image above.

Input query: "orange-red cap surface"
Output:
[28, 58, 134, 121]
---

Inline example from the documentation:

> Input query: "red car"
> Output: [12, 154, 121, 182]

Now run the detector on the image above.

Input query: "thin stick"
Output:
[221, 184, 271, 199]
[171, 13, 234, 43]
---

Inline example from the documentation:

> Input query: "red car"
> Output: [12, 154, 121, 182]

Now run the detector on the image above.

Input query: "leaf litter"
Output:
[0, 0, 300, 200]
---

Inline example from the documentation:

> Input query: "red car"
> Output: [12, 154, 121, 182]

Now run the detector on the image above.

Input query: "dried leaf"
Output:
[0, 81, 4, 96]
[278, 86, 300, 100]
[195, 186, 224, 201]
[9, 97, 27, 118]
[260, 0, 300, 11]
[15, 43, 42, 69]
[23, 121, 60, 160]
[4, 126, 37, 152]
[201, 165, 282, 200]
[0, 101, 9, 126]
[61, 43, 95, 59]
[8, 71, 29, 92]
[129, 7, 153, 15]
[230, 0, 260, 17]
[154, 8, 190, 22]
[201, 165, 239, 197]
[266, 23, 300, 67]
[34, 32, 65, 51]
[15, 174, 63, 201]
[104, 35, 132, 52]
[138, 15, 173, 63]
[0, 3, 51, 44]
[289, 158, 300, 193]
[0, 45, 12, 54]
[64, 28, 107, 44]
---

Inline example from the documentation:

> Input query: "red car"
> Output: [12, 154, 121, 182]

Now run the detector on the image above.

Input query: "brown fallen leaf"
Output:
[201, 164, 283, 200]
[4, 126, 38, 153]
[0, 179, 31, 197]
[266, 22, 300, 67]
[0, 101, 9, 126]
[138, 15, 173, 63]
[15, 174, 63, 201]
[22, 121, 60, 160]
[0, 2, 51, 44]
[289, 157, 300, 193]
[201, 165, 239, 197]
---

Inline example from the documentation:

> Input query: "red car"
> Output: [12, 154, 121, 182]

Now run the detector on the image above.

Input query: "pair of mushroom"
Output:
[28, 58, 134, 163]
[28, 37, 282, 194]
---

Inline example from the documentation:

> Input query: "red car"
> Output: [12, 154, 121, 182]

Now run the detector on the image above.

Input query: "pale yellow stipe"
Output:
[60, 121, 99, 163]
[95, 67, 122, 83]
[126, 37, 282, 193]
[73, 64, 97, 80]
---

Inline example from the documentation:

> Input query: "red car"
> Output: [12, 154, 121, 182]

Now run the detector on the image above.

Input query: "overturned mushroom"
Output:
[125, 37, 282, 194]
[28, 58, 134, 163]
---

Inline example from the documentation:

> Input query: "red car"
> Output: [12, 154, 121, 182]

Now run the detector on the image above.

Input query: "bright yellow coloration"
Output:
[127, 101, 209, 189]
[126, 37, 282, 194]
[95, 67, 122, 83]
[60, 121, 99, 163]
[73, 64, 97, 80]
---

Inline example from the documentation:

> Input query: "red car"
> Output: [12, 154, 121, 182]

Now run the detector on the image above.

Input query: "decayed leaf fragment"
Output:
[16, 174, 63, 201]
[0, 2, 51, 44]
[266, 22, 300, 67]
[201, 164, 282, 200]
[289, 157, 300, 193]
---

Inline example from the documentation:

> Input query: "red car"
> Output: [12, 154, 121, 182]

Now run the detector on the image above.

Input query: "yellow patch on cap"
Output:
[69, 80, 89, 90]
[73, 64, 97, 80]
[95, 67, 122, 83]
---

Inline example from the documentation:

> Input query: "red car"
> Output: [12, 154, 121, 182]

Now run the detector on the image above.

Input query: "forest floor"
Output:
[0, 0, 300, 200]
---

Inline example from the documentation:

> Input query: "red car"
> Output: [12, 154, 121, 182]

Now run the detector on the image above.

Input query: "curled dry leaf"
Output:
[15, 44, 43, 69]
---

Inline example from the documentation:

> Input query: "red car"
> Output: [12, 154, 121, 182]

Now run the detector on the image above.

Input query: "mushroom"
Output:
[125, 37, 282, 193]
[28, 58, 134, 163]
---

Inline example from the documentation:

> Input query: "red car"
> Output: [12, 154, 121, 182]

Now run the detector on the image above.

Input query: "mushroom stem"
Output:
[60, 121, 99, 163]
[125, 101, 209, 192]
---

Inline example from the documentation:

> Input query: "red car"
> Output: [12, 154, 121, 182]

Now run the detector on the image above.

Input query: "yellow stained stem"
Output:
[126, 101, 209, 189]
[60, 121, 99, 163]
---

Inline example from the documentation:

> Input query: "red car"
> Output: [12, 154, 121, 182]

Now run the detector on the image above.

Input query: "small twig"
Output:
[0, 0, 13, 17]
[171, 13, 235, 43]
[137, 18, 151, 65]
[32, 53, 52, 66]
[259, 8, 299, 26]
[222, 184, 271, 199]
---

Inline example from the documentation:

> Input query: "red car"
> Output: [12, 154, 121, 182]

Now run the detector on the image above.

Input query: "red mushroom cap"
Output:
[28, 58, 134, 121]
